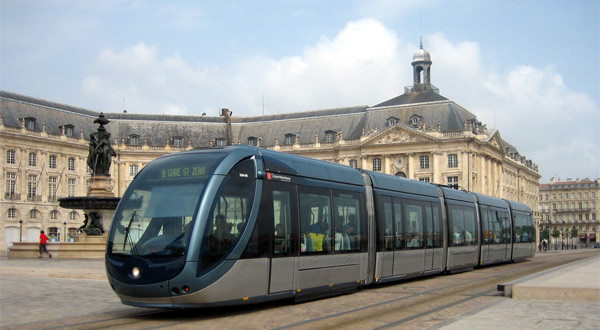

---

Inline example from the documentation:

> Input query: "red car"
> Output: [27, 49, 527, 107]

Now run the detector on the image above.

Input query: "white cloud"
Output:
[80, 18, 599, 181]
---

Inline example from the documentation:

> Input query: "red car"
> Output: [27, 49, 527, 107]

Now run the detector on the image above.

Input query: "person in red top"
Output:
[39, 230, 52, 258]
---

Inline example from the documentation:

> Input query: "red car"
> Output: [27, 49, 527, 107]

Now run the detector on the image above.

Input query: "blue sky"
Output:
[1, 0, 599, 182]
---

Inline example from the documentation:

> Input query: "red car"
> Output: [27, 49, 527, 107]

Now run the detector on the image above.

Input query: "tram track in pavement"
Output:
[22, 250, 597, 330]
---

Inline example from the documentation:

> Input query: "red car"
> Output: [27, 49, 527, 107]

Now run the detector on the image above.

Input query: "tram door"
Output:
[268, 182, 297, 294]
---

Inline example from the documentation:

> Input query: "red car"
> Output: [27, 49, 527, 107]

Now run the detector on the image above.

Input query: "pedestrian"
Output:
[39, 230, 52, 258]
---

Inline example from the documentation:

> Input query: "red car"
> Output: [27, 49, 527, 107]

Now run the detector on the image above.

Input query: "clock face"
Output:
[395, 156, 405, 168]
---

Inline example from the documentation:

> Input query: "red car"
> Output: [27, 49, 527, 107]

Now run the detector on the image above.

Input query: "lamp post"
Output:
[19, 220, 23, 242]
[63, 222, 67, 242]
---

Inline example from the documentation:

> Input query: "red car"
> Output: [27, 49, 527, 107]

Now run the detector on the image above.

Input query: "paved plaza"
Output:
[0, 249, 598, 329]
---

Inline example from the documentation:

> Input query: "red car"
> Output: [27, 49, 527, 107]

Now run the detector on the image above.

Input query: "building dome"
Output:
[412, 47, 431, 63]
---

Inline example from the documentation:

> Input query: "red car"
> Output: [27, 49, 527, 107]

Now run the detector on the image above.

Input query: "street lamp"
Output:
[19, 220, 23, 242]
[63, 222, 67, 242]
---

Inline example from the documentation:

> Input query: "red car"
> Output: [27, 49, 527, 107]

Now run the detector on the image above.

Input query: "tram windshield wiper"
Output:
[122, 210, 139, 255]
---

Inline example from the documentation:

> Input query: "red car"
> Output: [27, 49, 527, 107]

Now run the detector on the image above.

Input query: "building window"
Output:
[215, 138, 226, 147]
[395, 172, 407, 178]
[448, 176, 459, 189]
[129, 165, 139, 177]
[48, 227, 59, 242]
[387, 117, 398, 127]
[448, 153, 458, 168]
[6, 172, 16, 195]
[419, 177, 430, 182]
[29, 152, 37, 166]
[25, 117, 36, 130]
[284, 134, 295, 145]
[129, 135, 140, 145]
[173, 137, 184, 147]
[68, 157, 76, 171]
[49, 155, 57, 169]
[419, 155, 429, 169]
[69, 211, 78, 221]
[324, 130, 337, 143]
[29, 209, 37, 219]
[247, 137, 258, 146]
[48, 176, 58, 199]
[8, 208, 16, 218]
[28, 174, 37, 199]
[372, 158, 382, 172]
[349, 159, 358, 168]
[6, 149, 16, 164]
[67, 178, 76, 197]
[50, 210, 58, 220]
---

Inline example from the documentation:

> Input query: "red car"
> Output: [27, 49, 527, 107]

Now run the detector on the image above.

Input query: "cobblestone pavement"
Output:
[1, 250, 598, 329]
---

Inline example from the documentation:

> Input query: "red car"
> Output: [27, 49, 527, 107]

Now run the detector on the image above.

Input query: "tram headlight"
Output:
[131, 266, 141, 279]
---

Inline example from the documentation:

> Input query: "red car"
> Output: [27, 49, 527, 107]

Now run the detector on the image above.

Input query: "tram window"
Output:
[424, 203, 434, 248]
[464, 208, 476, 245]
[376, 195, 394, 251]
[273, 189, 292, 255]
[500, 212, 512, 244]
[333, 190, 363, 252]
[449, 204, 477, 246]
[449, 206, 465, 246]
[481, 208, 491, 244]
[200, 159, 256, 272]
[514, 213, 534, 243]
[431, 203, 443, 248]
[299, 187, 332, 254]
[393, 198, 404, 250]
[404, 200, 424, 249]
[492, 211, 503, 244]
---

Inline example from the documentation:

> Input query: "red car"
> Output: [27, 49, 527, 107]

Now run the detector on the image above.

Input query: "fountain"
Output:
[8, 113, 120, 258]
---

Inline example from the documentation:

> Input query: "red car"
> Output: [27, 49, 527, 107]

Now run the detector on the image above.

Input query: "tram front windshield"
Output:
[107, 152, 226, 258]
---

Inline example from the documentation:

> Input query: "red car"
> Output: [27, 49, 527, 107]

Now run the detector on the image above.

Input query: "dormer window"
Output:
[324, 130, 337, 143]
[172, 136, 184, 147]
[215, 138, 226, 147]
[64, 124, 74, 136]
[284, 133, 295, 145]
[24, 117, 36, 130]
[129, 134, 140, 145]
[247, 137, 258, 146]
[387, 117, 398, 127]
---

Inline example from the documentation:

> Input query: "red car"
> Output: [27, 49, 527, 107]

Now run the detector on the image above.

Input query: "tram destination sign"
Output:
[160, 166, 206, 179]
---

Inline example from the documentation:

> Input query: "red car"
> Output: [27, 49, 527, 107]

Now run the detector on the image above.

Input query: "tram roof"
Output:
[365, 171, 440, 198]
[471, 192, 509, 209]
[505, 199, 532, 213]
[438, 186, 476, 204]
[258, 148, 365, 186]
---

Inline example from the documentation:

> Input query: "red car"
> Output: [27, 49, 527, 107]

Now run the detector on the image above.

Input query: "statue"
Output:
[87, 113, 116, 176]
[83, 212, 105, 236]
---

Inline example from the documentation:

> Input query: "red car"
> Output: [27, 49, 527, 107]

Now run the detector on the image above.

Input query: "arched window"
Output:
[50, 210, 59, 220]
[69, 211, 78, 221]
[395, 172, 406, 178]
[387, 117, 398, 127]
[29, 209, 38, 219]
[7, 208, 17, 218]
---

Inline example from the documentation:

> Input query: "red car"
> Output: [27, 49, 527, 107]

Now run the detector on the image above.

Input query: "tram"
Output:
[105, 146, 535, 308]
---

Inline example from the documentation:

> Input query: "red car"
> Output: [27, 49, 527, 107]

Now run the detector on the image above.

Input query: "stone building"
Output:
[539, 178, 599, 247]
[0, 45, 540, 251]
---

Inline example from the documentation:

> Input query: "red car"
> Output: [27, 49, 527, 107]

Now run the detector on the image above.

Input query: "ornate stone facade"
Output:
[539, 178, 599, 247]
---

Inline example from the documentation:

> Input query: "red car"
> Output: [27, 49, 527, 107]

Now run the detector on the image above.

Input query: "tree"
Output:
[551, 228, 560, 240]
[571, 226, 579, 239]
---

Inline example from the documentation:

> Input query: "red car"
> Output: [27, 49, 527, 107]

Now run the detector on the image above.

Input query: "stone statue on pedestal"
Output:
[87, 113, 116, 176]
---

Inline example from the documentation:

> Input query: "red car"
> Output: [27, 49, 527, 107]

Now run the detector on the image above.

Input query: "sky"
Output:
[1, 0, 599, 183]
